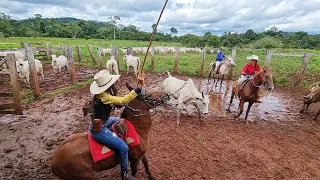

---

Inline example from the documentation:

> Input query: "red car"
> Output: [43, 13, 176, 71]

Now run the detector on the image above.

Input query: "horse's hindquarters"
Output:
[51, 133, 118, 180]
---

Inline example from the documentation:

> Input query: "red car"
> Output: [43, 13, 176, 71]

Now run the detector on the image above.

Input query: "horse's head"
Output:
[225, 55, 235, 67]
[260, 66, 274, 91]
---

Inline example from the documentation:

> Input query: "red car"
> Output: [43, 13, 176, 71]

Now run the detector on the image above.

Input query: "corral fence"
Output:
[0, 42, 316, 105]
[0, 54, 23, 115]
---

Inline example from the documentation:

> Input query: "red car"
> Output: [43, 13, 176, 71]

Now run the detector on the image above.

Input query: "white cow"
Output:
[16, 58, 45, 85]
[101, 48, 112, 56]
[123, 54, 140, 76]
[106, 56, 119, 75]
[50, 54, 69, 74]
[161, 72, 210, 125]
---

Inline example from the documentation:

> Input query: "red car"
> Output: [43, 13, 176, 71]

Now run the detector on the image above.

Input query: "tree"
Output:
[0, 12, 13, 37]
[170, 27, 178, 35]
[108, 16, 121, 39]
[203, 34, 221, 47]
[68, 23, 81, 38]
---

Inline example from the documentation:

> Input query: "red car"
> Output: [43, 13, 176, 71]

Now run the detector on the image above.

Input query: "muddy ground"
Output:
[0, 69, 320, 180]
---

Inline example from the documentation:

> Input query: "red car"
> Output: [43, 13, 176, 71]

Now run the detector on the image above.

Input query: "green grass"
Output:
[22, 79, 93, 104]
[1, 37, 319, 89]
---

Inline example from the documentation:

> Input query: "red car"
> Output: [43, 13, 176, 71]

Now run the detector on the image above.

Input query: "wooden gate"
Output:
[0, 54, 23, 115]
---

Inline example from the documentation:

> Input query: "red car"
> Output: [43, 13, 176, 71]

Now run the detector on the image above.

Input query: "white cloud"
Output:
[0, 0, 319, 36]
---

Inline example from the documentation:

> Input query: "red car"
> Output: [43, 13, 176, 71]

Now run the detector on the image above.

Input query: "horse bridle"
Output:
[124, 92, 170, 117]
[252, 71, 270, 88]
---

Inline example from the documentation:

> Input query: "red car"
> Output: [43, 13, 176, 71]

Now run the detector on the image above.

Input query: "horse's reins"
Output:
[124, 93, 170, 117]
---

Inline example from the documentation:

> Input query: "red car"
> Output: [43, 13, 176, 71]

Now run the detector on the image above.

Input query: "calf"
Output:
[123, 54, 140, 76]
[161, 72, 210, 125]
[106, 56, 119, 75]
[16, 58, 45, 85]
[50, 54, 69, 74]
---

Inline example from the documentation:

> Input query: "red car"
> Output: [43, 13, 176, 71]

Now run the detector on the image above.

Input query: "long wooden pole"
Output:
[137, 0, 168, 87]
[140, 0, 168, 70]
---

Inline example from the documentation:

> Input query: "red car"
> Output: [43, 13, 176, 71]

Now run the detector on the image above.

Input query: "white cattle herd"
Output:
[0, 46, 225, 121]
[100, 46, 207, 56]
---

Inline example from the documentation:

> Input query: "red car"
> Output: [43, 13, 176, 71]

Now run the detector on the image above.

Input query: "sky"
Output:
[1, 0, 320, 36]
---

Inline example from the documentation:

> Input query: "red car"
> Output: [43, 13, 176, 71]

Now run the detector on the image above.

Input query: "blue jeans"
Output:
[89, 116, 129, 174]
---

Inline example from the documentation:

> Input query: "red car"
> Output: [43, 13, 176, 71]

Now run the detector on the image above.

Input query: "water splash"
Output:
[203, 79, 291, 122]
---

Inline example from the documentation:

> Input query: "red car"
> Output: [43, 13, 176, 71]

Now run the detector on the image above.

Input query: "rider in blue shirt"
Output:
[214, 48, 225, 73]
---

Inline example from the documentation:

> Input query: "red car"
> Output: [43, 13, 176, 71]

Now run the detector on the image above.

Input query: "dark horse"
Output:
[51, 83, 168, 180]
[226, 66, 274, 123]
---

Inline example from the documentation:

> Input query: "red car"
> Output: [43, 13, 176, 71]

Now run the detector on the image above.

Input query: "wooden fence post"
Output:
[151, 46, 155, 72]
[296, 52, 310, 88]
[76, 46, 82, 62]
[265, 49, 272, 66]
[20, 42, 25, 48]
[174, 47, 179, 73]
[67, 46, 76, 85]
[112, 45, 120, 73]
[7, 53, 23, 115]
[228, 49, 236, 80]
[46, 42, 51, 60]
[87, 45, 96, 64]
[97, 46, 103, 70]
[61, 44, 66, 56]
[26, 44, 40, 98]
[200, 48, 206, 77]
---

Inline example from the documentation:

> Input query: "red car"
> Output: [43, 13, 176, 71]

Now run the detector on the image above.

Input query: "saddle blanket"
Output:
[88, 119, 140, 162]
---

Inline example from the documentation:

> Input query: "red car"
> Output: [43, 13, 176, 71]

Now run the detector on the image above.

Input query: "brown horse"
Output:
[226, 66, 274, 123]
[51, 83, 168, 180]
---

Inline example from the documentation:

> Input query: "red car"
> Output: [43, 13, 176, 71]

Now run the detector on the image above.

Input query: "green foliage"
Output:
[249, 37, 283, 49]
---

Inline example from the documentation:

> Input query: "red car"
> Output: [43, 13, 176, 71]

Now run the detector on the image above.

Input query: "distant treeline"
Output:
[1, 13, 320, 49]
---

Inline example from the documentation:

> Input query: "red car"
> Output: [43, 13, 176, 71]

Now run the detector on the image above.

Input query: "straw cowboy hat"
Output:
[247, 55, 261, 61]
[90, 69, 120, 95]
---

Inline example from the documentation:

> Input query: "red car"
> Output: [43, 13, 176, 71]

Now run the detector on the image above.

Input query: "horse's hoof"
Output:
[148, 175, 155, 180]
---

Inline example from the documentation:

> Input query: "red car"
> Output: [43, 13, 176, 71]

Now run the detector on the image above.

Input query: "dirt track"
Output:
[0, 70, 320, 180]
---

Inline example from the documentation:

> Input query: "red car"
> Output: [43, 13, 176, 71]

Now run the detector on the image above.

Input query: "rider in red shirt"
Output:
[237, 55, 262, 102]
[241, 60, 261, 75]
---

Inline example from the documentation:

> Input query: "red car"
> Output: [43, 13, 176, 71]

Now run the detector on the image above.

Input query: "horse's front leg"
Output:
[215, 75, 219, 87]
[220, 75, 224, 87]
[130, 159, 139, 177]
[226, 92, 235, 112]
[245, 101, 254, 123]
[141, 155, 155, 180]
[234, 99, 244, 119]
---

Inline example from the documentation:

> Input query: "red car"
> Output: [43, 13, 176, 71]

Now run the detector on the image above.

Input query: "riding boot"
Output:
[122, 171, 135, 180]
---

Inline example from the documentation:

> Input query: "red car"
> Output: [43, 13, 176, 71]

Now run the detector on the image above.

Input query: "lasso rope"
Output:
[137, 0, 169, 86]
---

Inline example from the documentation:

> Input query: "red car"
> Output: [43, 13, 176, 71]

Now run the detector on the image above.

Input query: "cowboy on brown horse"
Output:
[89, 69, 143, 180]
[236, 55, 262, 102]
